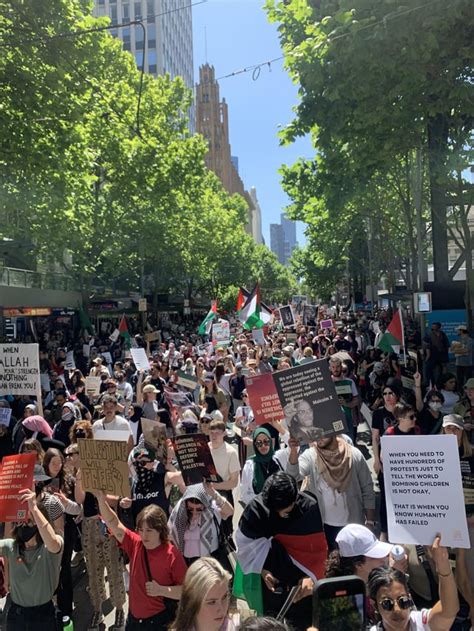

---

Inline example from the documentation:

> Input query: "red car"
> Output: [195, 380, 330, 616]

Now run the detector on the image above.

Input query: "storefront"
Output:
[1, 307, 77, 340]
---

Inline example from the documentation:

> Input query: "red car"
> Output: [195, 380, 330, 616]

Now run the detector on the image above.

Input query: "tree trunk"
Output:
[427, 114, 449, 283]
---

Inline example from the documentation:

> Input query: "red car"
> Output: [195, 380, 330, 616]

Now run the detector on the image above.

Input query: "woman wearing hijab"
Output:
[240, 428, 286, 506]
[52, 402, 78, 447]
[168, 483, 233, 569]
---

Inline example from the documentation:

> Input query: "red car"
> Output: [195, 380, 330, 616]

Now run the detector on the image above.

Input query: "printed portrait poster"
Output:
[173, 434, 219, 486]
[303, 305, 318, 326]
[279, 305, 295, 328]
[140, 417, 168, 463]
[0, 344, 40, 396]
[273, 360, 347, 443]
[245, 373, 284, 426]
[400, 351, 419, 393]
[78, 438, 130, 497]
[212, 320, 231, 347]
[0, 453, 36, 522]
[381, 434, 470, 548]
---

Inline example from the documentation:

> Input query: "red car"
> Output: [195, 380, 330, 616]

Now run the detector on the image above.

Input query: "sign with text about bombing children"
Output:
[173, 434, 219, 486]
[78, 439, 130, 498]
[0, 344, 40, 396]
[382, 434, 470, 548]
[0, 453, 36, 522]
[273, 360, 347, 439]
[245, 373, 284, 426]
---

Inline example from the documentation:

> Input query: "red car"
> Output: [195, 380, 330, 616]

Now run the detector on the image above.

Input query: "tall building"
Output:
[93, 0, 195, 129]
[249, 187, 263, 245]
[195, 63, 257, 238]
[270, 214, 298, 265]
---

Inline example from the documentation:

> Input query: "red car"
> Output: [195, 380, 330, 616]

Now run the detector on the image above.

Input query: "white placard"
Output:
[40, 373, 51, 392]
[252, 329, 266, 345]
[130, 348, 150, 372]
[85, 376, 101, 398]
[82, 343, 90, 358]
[382, 434, 470, 548]
[0, 344, 40, 395]
[212, 320, 230, 347]
[101, 352, 113, 365]
[93, 430, 131, 442]
[138, 298, 147, 312]
[0, 408, 12, 426]
[109, 328, 120, 342]
[65, 351, 76, 370]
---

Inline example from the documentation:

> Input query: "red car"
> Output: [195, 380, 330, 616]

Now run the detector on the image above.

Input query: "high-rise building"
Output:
[195, 63, 257, 238]
[270, 214, 298, 265]
[93, 0, 195, 129]
[249, 187, 263, 245]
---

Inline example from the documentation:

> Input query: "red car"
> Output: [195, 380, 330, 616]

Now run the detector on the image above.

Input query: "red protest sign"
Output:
[0, 453, 36, 522]
[246, 373, 284, 426]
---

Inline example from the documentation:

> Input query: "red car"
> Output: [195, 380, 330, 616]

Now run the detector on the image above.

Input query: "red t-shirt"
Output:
[119, 528, 187, 619]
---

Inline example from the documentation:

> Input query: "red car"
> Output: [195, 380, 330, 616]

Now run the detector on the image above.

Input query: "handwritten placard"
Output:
[78, 439, 130, 497]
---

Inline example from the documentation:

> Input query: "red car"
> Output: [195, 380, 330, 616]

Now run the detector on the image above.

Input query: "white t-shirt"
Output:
[92, 415, 132, 438]
[209, 442, 240, 482]
[371, 609, 431, 631]
[317, 477, 349, 526]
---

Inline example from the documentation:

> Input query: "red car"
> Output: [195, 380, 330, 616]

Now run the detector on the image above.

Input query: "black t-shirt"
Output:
[131, 466, 169, 521]
[417, 408, 443, 435]
[372, 407, 395, 436]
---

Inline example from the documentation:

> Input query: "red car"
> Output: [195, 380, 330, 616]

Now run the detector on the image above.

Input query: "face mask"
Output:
[76, 429, 86, 439]
[61, 411, 74, 422]
[16, 524, 38, 543]
[429, 402, 442, 412]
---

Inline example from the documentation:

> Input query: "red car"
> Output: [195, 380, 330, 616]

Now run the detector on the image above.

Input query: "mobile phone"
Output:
[312, 576, 366, 631]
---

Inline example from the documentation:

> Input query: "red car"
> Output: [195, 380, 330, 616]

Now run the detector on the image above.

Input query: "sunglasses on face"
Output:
[404, 414, 417, 421]
[255, 439, 271, 448]
[379, 595, 413, 612]
[383, 391, 395, 396]
[200, 419, 211, 425]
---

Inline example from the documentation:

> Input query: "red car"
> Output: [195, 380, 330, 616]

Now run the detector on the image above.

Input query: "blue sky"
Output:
[192, 0, 312, 246]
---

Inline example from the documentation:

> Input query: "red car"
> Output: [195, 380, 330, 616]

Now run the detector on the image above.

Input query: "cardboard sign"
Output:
[212, 320, 231, 347]
[0, 453, 36, 522]
[173, 434, 219, 486]
[109, 328, 120, 343]
[279, 305, 295, 328]
[140, 417, 168, 463]
[251, 329, 265, 346]
[0, 344, 40, 396]
[273, 359, 347, 442]
[78, 438, 130, 497]
[381, 434, 470, 548]
[176, 371, 199, 390]
[138, 298, 147, 312]
[65, 351, 76, 370]
[85, 376, 101, 398]
[320, 319, 334, 330]
[40, 373, 51, 392]
[245, 373, 284, 426]
[0, 408, 12, 426]
[145, 331, 161, 343]
[131, 348, 151, 372]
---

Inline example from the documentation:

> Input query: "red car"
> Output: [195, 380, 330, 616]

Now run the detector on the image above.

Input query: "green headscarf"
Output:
[250, 427, 279, 495]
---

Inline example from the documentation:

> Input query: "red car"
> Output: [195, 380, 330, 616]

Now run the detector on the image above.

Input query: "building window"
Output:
[148, 49, 157, 66]
[147, 24, 156, 48]
[110, 6, 117, 23]
[202, 93, 209, 103]
[97, 0, 105, 4]
[134, 1, 142, 19]
[149, 64, 157, 74]
[122, 3, 129, 20]
[135, 51, 144, 66]
[147, 0, 155, 22]
[122, 27, 131, 50]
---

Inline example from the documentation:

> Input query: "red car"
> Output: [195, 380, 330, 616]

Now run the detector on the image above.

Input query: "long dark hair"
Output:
[325, 549, 366, 578]
[368, 566, 410, 621]
[43, 448, 73, 495]
[13, 502, 51, 557]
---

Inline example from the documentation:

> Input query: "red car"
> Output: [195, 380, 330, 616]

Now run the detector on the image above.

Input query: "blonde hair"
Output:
[170, 557, 231, 630]
[443, 426, 472, 457]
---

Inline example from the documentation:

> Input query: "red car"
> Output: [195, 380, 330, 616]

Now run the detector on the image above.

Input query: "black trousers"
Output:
[57, 517, 78, 617]
[7, 600, 58, 631]
[125, 608, 174, 630]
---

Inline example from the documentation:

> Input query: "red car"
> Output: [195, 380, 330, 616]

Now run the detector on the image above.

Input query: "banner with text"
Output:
[173, 434, 219, 486]
[0, 453, 36, 522]
[78, 439, 130, 497]
[245, 373, 284, 426]
[0, 344, 40, 396]
[381, 434, 470, 548]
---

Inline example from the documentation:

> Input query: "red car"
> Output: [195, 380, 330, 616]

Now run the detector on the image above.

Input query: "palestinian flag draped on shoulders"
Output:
[233, 492, 327, 615]
[198, 300, 218, 336]
[237, 284, 272, 330]
[377, 308, 405, 354]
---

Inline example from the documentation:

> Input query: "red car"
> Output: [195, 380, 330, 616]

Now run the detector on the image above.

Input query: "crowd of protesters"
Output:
[0, 304, 472, 630]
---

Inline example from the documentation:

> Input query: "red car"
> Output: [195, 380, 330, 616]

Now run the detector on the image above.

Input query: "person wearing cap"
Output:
[137, 371, 162, 423]
[451, 325, 473, 387]
[326, 523, 395, 583]
[453, 377, 474, 439]
[92, 393, 133, 452]
[0, 487, 63, 630]
[88, 356, 109, 378]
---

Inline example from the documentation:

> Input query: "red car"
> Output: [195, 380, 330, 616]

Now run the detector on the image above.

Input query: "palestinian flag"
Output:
[198, 300, 217, 336]
[119, 314, 131, 349]
[238, 284, 272, 330]
[236, 287, 246, 312]
[233, 492, 327, 615]
[377, 308, 405, 354]
[238, 286, 272, 326]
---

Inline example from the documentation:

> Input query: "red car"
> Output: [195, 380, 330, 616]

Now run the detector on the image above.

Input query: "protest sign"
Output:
[85, 376, 101, 398]
[82, 343, 91, 358]
[145, 331, 161, 343]
[400, 351, 418, 392]
[303, 305, 317, 326]
[176, 371, 199, 391]
[65, 351, 76, 370]
[94, 430, 131, 443]
[197, 342, 213, 356]
[101, 351, 113, 365]
[245, 373, 284, 426]
[333, 380, 354, 404]
[252, 329, 266, 346]
[163, 388, 194, 410]
[0, 408, 12, 426]
[0, 453, 36, 522]
[279, 305, 295, 328]
[40, 373, 51, 392]
[131, 348, 150, 372]
[273, 360, 347, 442]
[461, 463, 473, 515]
[78, 439, 130, 497]
[140, 417, 168, 463]
[109, 328, 120, 343]
[173, 434, 219, 486]
[0, 344, 40, 396]
[381, 434, 470, 548]
[320, 319, 334, 330]
[212, 320, 231, 347]
[138, 298, 147, 312]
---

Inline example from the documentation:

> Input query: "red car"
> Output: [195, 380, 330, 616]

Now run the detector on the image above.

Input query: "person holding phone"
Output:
[368, 535, 458, 631]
